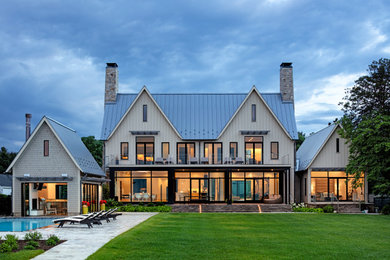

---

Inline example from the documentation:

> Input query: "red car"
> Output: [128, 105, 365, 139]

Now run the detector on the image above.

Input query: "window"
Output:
[229, 142, 238, 159]
[245, 136, 263, 164]
[43, 140, 49, 156]
[271, 142, 279, 160]
[336, 138, 340, 153]
[204, 143, 222, 164]
[177, 143, 195, 164]
[304, 178, 307, 196]
[251, 104, 256, 122]
[143, 105, 147, 122]
[56, 185, 67, 199]
[121, 142, 128, 160]
[161, 142, 169, 159]
[136, 137, 154, 164]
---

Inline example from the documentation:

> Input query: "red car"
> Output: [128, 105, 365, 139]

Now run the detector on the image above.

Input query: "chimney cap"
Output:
[25, 113, 32, 118]
[280, 62, 292, 68]
[106, 63, 118, 68]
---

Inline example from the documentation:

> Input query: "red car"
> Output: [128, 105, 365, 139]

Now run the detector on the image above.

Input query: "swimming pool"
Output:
[0, 218, 57, 232]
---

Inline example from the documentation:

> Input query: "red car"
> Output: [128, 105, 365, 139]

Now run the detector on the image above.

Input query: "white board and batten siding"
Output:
[12, 122, 81, 216]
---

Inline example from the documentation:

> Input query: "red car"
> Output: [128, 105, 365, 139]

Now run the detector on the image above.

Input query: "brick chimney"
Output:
[280, 62, 294, 102]
[105, 63, 118, 103]
[25, 113, 32, 141]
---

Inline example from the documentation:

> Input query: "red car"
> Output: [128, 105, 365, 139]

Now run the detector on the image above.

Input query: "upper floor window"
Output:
[245, 136, 263, 164]
[336, 138, 340, 153]
[177, 143, 195, 164]
[44, 140, 49, 156]
[161, 142, 169, 159]
[204, 143, 222, 164]
[229, 142, 238, 159]
[121, 142, 129, 160]
[56, 184, 67, 199]
[251, 104, 256, 122]
[271, 142, 279, 160]
[136, 137, 154, 164]
[143, 105, 147, 122]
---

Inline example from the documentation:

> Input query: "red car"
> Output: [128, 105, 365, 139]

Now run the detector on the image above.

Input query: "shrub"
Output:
[4, 234, 18, 250]
[46, 235, 60, 246]
[0, 242, 12, 253]
[24, 231, 43, 241]
[293, 207, 324, 213]
[106, 199, 123, 208]
[323, 205, 334, 213]
[23, 245, 36, 250]
[118, 205, 171, 212]
[156, 202, 165, 206]
[27, 240, 39, 248]
[381, 204, 390, 215]
[147, 202, 155, 207]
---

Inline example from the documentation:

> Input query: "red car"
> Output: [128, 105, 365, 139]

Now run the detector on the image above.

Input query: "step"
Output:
[170, 205, 200, 213]
[202, 204, 260, 213]
[260, 204, 292, 212]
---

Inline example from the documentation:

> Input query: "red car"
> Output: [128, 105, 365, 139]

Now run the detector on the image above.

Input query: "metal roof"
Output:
[46, 117, 105, 176]
[296, 124, 337, 171]
[100, 90, 298, 140]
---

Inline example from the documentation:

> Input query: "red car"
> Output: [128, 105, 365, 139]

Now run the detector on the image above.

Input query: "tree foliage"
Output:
[81, 136, 103, 167]
[339, 58, 390, 196]
[0, 147, 16, 173]
[296, 131, 306, 151]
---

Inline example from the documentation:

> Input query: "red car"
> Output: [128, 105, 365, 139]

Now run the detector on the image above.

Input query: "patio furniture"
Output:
[143, 193, 150, 201]
[235, 157, 244, 164]
[263, 195, 282, 204]
[135, 193, 142, 202]
[224, 157, 233, 164]
[190, 157, 198, 164]
[155, 157, 164, 164]
[45, 203, 57, 215]
[166, 156, 174, 164]
[54, 212, 99, 228]
[200, 157, 209, 164]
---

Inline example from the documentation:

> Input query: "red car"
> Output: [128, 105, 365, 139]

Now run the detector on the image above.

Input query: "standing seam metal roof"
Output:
[296, 124, 337, 171]
[46, 117, 105, 176]
[100, 91, 298, 140]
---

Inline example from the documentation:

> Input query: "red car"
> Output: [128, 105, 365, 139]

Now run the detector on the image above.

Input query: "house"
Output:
[101, 63, 298, 204]
[296, 124, 367, 205]
[6, 115, 106, 216]
[0, 173, 12, 195]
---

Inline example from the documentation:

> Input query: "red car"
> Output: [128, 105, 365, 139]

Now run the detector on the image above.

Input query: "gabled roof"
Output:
[296, 124, 339, 171]
[7, 117, 104, 177]
[0, 174, 12, 186]
[100, 87, 298, 140]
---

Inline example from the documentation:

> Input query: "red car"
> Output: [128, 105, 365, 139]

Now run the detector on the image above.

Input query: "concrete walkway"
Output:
[0, 212, 157, 260]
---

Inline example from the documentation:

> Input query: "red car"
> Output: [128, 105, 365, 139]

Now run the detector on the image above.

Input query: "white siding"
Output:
[12, 122, 81, 216]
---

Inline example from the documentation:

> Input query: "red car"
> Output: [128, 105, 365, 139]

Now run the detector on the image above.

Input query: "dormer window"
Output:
[251, 104, 256, 122]
[143, 105, 147, 122]
[44, 140, 49, 156]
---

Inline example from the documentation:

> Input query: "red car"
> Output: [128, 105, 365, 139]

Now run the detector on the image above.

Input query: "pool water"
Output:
[0, 218, 57, 232]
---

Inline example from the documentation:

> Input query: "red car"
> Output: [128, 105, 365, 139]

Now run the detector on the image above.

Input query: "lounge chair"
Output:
[53, 212, 99, 228]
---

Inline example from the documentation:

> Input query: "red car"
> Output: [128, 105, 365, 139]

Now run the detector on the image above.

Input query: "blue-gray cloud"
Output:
[1, 0, 390, 151]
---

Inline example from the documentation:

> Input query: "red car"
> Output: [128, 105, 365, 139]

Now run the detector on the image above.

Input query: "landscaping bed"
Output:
[0, 239, 65, 252]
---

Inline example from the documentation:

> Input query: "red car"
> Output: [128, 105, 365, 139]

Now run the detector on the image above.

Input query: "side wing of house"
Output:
[11, 121, 80, 216]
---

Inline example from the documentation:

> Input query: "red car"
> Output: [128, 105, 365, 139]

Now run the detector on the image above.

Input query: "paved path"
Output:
[0, 212, 157, 260]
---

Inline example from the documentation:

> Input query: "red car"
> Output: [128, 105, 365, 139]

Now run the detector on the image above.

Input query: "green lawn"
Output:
[0, 249, 43, 260]
[89, 213, 390, 259]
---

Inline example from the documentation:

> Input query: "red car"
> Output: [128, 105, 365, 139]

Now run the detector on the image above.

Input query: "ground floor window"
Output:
[115, 171, 168, 202]
[22, 182, 68, 216]
[310, 171, 364, 202]
[175, 172, 225, 202]
[82, 183, 99, 211]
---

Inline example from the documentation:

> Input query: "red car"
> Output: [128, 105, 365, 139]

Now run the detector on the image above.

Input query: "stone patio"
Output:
[0, 212, 158, 260]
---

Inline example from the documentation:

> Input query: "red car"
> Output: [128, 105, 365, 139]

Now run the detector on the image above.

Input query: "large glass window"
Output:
[311, 171, 364, 202]
[245, 136, 263, 164]
[136, 137, 154, 164]
[229, 142, 237, 159]
[271, 142, 279, 160]
[204, 143, 222, 164]
[177, 143, 195, 164]
[121, 142, 128, 160]
[115, 171, 168, 202]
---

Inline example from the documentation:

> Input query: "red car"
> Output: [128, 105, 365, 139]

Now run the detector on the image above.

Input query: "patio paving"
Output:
[0, 212, 158, 260]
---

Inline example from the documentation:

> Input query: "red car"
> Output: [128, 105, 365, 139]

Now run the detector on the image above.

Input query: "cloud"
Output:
[360, 22, 387, 52]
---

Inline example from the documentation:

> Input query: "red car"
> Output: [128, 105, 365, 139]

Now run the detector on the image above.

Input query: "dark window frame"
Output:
[120, 142, 129, 160]
[270, 142, 279, 160]
[43, 140, 49, 157]
[336, 138, 340, 153]
[204, 142, 223, 164]
[56, 184, 67, 200]
[244, 136, 263, 164]
[176, 142, 196, 164]
[161, 142, 170, 158]
[229, 142, 238, 159]
[251, 104, 256, 122]
[143, 104, 147, 122]
[136, 137, 155, 165]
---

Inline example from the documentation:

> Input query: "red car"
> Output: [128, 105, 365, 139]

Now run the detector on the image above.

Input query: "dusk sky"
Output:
[1, 0, 389, 152]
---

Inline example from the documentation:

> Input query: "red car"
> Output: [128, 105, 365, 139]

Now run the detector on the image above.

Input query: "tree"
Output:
[0, 147, 17, 173]
[296, 132, 306, 151]
[339, 58, 390, 196]
[81, 136, 103, 167]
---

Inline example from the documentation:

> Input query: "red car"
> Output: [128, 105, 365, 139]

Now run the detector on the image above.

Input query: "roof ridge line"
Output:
[45, 116, 76, 132]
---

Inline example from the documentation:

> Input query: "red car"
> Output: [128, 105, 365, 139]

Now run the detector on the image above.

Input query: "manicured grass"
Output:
[0, 249, 43, 260]
[89, 213, 390, 259]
